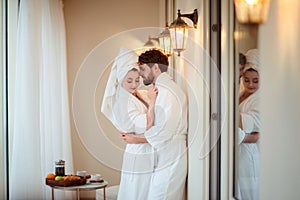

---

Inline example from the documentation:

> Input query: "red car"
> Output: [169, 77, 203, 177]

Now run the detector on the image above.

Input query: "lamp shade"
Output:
[234, 0, 270, 24]
[169, 17, 190, 55]
[158, 27, 172, 56]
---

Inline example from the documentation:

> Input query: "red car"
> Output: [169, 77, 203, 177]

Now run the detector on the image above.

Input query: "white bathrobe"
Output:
[144, 73, 188, 200]
[112, 86, 154, 200]
[238, 90, 260, 200]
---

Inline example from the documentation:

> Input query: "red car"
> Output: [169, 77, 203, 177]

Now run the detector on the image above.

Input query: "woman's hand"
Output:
[147, 84, 158, 103]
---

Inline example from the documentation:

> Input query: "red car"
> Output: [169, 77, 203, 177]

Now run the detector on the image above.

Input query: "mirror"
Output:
[234, 21, 259, 199]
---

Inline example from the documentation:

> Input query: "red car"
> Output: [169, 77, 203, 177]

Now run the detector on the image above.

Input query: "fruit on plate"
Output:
[55, 176, 64, 181]
[46, 173, 55, 180]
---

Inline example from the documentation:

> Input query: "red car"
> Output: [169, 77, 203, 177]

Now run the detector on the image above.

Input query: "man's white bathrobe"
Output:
[145, 73, 188, 200]
[238, 90, 260, 200]
[112, 86, 154, 200]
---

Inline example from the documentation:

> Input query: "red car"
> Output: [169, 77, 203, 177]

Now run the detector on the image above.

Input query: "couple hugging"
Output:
[101, 48, 188, 200]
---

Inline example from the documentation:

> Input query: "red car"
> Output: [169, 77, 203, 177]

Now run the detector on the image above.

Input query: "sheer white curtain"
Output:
[10, 0, 74, 199]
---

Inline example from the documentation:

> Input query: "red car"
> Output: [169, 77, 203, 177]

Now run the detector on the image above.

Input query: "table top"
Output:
[50, 181, 108, 191]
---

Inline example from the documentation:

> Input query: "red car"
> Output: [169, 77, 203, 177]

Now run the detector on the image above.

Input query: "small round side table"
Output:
[48, 181, 108, 200]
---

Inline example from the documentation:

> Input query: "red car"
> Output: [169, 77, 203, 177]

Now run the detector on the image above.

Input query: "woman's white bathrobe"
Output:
[144, 73, 188, 200]
[238, 90, 260, 200]
[112, 86, 154, 200]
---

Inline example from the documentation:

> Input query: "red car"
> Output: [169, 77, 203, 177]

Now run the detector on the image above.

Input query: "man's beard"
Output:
[143, 74, 154, 86]
[143, 78, 153, 86]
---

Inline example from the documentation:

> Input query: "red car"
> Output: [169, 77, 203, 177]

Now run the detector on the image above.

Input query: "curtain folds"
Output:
[10, 0, 74, 199]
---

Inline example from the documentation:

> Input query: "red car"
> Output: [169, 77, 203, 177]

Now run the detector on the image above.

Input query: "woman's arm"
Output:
[239, 93, 260, 133]
[242, 132, 260, 143]
[120, 86, 157, 144]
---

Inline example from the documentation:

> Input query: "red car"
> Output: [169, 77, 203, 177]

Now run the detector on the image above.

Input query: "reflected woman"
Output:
[238, 50, 260, 144]
[238, 62, 261, 200]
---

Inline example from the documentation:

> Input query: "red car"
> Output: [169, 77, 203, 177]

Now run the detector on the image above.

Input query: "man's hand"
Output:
[119, 132, 148, 144]
[119, 133, 138, 144]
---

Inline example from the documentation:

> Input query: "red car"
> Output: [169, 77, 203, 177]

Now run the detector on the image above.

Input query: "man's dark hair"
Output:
[138, 49, 169, 72]
[239, 53, 246, 65]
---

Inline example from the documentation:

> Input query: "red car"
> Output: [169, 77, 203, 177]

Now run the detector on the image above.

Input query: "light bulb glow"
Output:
[234, 0, 270, 24]
[245, 0, 259, 5]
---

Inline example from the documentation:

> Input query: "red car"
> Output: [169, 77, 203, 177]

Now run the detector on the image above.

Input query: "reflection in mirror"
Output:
[234, 22, 261, 200]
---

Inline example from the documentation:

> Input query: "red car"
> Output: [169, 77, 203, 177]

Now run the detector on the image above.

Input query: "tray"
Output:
[46, 175, 86, 187]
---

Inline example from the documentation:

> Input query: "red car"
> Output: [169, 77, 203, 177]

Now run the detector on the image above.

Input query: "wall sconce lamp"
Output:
[169, 9, 198, 56]
[143, 30, 172, 57]
[234, 0, 270, 24]
[158, 27, 172, 56]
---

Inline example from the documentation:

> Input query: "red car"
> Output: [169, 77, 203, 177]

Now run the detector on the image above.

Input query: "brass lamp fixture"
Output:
[234, 0, 271, 24]
[169, 9, 198, 56]
[143, 31, 172, 56]
[158, 26, 172, 56]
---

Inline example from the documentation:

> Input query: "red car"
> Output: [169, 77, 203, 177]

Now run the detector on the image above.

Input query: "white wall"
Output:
[259, 0, 300, 199]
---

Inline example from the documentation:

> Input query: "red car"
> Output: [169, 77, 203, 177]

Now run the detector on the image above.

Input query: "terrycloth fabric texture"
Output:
[244, 48, 260, 73]
[101, 48, 138, 123]
[243, 62, 259, 73]
[96, 185, 119, 200]
[245, 48, 259, 67]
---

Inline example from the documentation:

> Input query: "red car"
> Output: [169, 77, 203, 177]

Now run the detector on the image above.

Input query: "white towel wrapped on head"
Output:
[101, 48, 139, 123]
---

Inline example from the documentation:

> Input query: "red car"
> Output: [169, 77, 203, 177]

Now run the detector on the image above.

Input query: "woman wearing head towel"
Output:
[101, 48, 157, 200]
[238, 61, 261, 199]
[238, 49, 260, 144]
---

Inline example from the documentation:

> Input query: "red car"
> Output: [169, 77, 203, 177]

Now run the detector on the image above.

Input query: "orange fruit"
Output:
[46, 173, 55, 180]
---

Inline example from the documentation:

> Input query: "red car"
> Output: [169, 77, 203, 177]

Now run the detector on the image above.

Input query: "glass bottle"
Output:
[55, 160, 65, 176]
